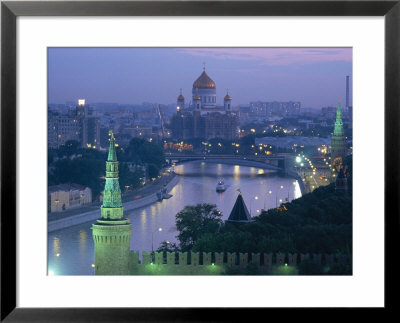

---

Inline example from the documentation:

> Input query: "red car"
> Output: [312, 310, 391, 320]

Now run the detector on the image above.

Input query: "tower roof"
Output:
[193, 69, 216, 89]
[224, 90, 232, 101]
[177, 88, 184, 101]
[227, 193, 253, 223]
[107, 131, 117, 162]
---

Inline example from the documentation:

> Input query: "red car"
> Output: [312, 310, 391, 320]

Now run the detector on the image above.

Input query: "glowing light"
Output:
[78, 99, 85, 106]
[91, 264, 95, 268]
[48, 270, 55, 276]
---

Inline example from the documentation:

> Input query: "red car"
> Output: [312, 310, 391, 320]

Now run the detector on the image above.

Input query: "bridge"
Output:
[166, 153, 296, 172]
[166, 153, 306, 194]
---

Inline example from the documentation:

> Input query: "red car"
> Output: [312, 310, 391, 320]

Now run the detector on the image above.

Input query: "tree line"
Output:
[48, 138, 165, 200]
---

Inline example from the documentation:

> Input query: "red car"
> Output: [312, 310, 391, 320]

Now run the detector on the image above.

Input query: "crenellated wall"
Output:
[128, 251, 350, 275]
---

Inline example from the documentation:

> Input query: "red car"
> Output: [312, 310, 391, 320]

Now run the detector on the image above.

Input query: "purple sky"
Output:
[48, 47, 352, 108]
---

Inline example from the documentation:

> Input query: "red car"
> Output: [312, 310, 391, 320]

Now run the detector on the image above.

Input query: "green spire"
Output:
[107, 130, 117, 162]
[333, 101, 344, 137]
[330, 100, 348, 168]
[100, 130, 123, 219]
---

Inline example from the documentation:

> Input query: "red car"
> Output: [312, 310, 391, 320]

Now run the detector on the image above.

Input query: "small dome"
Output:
[224, 93, 232, 101]
[193, 70, 216, 89]
[177, 89, 184, 101]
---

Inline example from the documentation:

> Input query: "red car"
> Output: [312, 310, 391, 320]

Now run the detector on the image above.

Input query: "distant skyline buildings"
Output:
[48, 47, 352, 109]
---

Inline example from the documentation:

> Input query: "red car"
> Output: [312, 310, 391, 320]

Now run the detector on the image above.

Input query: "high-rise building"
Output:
[47, 99, 100, 149]
[76, 99, 100, 149]
[47, 110, 80, 149]
[92, 131, 132, 275]
[330, 101, 347, 169]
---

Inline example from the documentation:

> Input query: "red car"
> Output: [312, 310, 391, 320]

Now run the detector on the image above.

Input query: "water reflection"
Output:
[48, 161, 301, 275]
[79, 229, 87, 251]
[53, 237, 60, 255]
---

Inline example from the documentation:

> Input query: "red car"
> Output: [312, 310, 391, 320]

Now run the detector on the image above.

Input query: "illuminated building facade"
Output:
[92, 131, 132, 275]
[171, 67, 238, 140]
[48, 99, 100, 149]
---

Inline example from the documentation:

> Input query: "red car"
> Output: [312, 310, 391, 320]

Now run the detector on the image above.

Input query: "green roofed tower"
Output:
[92, 131, 132, 275]
[330, 101, 347, 170]
[101, 131, 123, 219]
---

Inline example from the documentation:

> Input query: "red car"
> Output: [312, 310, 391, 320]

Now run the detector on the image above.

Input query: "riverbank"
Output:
[48, 173, 179, 232]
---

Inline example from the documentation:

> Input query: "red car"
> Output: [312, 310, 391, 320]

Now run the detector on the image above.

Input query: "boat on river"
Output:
[216, 178, 226, 192]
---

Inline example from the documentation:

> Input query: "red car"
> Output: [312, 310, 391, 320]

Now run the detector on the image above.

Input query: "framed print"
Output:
[1, 0, 400, 321]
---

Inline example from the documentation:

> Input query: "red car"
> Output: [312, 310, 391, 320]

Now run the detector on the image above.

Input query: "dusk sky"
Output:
[48, 47, 352, 109]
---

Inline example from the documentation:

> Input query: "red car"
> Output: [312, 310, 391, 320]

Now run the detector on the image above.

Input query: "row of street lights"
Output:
[249, 184, 289, 215]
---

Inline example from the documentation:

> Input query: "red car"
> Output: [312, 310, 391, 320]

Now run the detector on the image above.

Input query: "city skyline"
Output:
[48, 47, 352, 109]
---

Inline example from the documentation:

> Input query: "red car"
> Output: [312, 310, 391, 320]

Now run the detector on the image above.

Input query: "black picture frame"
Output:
[1, 1, 399, 321]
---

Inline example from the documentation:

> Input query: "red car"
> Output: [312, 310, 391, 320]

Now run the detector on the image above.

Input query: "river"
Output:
[48, 161, 302, 275]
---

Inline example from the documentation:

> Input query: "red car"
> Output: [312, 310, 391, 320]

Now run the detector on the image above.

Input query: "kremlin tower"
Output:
[330, 101, 347, 170]
[92, 131, 132, 275]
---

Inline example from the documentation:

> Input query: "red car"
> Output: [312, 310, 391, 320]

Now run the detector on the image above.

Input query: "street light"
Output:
[264, 190, 272, 209]
[151, 227, 162, 262]
[250, 196, 259, 216]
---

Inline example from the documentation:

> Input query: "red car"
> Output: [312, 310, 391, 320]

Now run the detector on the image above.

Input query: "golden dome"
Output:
[224, 93, 232, 101]
[193, 70, 216, 89]
[177, 89, 184, 101]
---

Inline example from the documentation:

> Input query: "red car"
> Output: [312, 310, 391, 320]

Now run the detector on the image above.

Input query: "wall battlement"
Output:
[127, 251, 350, 275]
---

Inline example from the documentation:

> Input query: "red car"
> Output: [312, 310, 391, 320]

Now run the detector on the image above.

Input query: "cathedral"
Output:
[171, 66, 238, 140]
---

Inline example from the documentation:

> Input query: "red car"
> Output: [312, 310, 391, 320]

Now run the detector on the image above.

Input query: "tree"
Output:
[156, 241, 180, 253]
[147, 163, 160, 179]
[175, 203, 223, 252]
[52, 156, 104, 199]
[119, 163, 143, 192]
[57, 140, 81, 157]
[124, 138, 165, 169]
